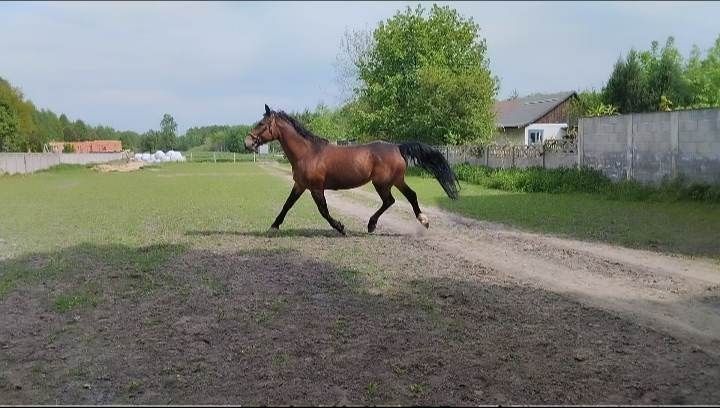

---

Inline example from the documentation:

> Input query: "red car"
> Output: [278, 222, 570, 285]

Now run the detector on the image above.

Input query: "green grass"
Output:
[0, 163, 325, 298]
[54, 290, 100, 312]
[403, 175, 720, 260]
[410, 164, 720, 203]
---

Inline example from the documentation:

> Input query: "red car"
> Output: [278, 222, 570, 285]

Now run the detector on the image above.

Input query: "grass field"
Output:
[1, 162, 719, 404]
[402, 175, 720, 260]
[0, 163, 326, 297]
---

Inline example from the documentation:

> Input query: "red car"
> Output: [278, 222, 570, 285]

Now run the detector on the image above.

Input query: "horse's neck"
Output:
[278, 127, 313, 165]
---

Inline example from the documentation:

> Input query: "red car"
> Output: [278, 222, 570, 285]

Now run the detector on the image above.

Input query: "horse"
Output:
[245, 104, 459, 235]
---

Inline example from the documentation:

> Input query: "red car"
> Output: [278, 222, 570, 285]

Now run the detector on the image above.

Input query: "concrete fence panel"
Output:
[0, 152, 125, 175]
[580, 108, 720, 184]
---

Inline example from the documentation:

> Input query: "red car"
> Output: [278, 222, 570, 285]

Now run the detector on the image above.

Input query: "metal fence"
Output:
[183, 151, 285, 163]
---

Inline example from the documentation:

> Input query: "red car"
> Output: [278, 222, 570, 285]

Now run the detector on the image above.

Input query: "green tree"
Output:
[0, 102, 18, 151]
[639, 37, 693, 109]
[685, 35, 720, 106]
[224, 125, 252, 152]
[347, 4, 498, 145]
[0, 77, 36, 151]
[603, 50, 652, 113]
[602, 36, 707, 113]
[159, 113, 178, 150]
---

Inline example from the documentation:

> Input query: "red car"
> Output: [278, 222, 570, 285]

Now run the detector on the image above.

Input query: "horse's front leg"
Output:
[270, 183, 305, 230]
[310, 189, 345, 235]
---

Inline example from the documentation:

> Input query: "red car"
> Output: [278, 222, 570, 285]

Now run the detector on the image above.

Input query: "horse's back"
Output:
[316, 141, 405, 189]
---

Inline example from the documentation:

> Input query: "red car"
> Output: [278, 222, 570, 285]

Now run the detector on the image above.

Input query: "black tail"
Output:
[398, 142, 459, 200]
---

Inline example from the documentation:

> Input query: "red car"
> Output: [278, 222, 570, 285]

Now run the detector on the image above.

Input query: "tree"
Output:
[0, 102, 18, 152]
[639, 37, 693, 109]
[685, 35, 720, 106]
[602, 36, 709, 113]
[603, 50, 652, 113]
[159, 113, 178, 150]
[345, 4, 498, 145]
[0, 77, 36, 151]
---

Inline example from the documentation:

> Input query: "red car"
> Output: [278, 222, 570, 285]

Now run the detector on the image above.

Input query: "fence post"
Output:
[213, 152, 216, 163]
[511, 146, 515, 168]
[234, 152, 236, 163]
[541, 141, 546, 169]
[254, 152, 256, 163]
[625, 114, 634, 181]
[485, 146, 489, 167]
[577, 118, 584, 168]
[670, 111, 679, 179]
[190, 152, 192, 162]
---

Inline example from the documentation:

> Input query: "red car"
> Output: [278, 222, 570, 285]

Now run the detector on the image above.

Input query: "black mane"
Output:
[273, 110, 329, 145]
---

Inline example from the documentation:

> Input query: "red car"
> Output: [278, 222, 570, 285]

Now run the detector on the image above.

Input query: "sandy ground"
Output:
[93, 161, 145, 173]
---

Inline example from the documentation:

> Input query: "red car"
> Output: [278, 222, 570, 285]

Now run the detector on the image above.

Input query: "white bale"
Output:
[166, 150, 185, 162]
[153, 150, 167, 162]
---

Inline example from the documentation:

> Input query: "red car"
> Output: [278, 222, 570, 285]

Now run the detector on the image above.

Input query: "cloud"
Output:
[0, 1, 718, 133]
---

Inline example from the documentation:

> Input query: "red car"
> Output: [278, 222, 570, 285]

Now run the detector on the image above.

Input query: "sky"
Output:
[1, 1, 719, 133]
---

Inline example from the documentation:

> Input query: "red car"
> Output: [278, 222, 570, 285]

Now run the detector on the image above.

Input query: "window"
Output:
[528, 129, 544, 144]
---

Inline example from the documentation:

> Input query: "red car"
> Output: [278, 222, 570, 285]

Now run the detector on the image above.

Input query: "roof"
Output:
[494, 91, 576, 128]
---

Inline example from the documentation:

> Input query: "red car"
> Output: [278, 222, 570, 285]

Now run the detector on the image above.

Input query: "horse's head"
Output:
[245, 104, 280, 153]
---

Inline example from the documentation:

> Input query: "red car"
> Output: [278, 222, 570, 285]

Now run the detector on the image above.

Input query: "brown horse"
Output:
[245, 104, 458, 235]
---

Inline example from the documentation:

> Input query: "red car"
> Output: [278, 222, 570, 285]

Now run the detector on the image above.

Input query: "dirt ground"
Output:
[93, 161, 145, 173]
[1, 163, 719, 405]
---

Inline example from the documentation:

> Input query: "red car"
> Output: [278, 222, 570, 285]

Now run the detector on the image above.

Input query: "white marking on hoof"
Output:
[417, 213, 429, 229]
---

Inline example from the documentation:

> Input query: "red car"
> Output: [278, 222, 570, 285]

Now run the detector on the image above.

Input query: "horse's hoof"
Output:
[418, 213, 429, 229]
[336, 224, 347, 236]
[267, 226, 280, 235]
[368, 222, 376, 234]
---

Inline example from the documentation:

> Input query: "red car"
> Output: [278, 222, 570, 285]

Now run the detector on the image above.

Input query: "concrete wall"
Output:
[0, 152, 125, 175]
[440, 142, 577, 170]
[580, 109, 720, 184]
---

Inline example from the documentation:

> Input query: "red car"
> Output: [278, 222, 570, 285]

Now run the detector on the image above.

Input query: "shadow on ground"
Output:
[1, 242, 718, 405]
[186, 228, 404, 238]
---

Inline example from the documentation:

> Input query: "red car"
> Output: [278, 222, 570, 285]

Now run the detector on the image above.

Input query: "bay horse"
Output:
[245, 104, 459, 235]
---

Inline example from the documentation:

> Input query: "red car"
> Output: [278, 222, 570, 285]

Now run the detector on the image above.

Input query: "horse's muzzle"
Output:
[244, 136, 258, 153]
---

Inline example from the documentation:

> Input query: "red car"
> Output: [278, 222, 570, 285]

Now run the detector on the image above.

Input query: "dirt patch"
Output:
[1, 242, 718, 405]
[94, 161, 145, 173]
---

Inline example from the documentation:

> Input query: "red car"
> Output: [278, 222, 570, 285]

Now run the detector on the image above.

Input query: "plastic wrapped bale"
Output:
[141, 153, 154, 162]
[167, 150, 185, 162]
[154, 150, 167, 162]
[134, 153, 143, 161]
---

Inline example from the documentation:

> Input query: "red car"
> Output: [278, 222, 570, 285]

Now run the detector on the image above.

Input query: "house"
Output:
[48, 140, 123, 153]
[493, 91, 577, 145]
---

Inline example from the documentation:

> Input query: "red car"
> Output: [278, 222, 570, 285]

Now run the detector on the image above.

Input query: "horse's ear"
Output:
[264, 104, 271, 116]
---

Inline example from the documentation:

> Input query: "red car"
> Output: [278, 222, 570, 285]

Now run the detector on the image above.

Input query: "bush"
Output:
[408, 163, 720, 203]
[450, 164, 611, 194]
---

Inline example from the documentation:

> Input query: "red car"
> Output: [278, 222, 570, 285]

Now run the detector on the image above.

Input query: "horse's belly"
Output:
[324, 173, 370, 190]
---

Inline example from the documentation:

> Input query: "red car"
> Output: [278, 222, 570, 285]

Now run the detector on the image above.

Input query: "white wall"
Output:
[524, 123, 567, 145]
[0, 152, 125, 174]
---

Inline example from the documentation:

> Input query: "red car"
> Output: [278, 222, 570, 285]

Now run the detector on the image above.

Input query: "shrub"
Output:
[408, 162, 720, 203]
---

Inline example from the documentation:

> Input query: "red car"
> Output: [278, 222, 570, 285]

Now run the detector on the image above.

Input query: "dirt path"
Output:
[263, 163, 720, 354]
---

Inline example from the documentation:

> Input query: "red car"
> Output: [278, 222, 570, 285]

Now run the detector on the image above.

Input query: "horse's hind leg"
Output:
[368, 182, 395, 233]
[395, 180, 429, 229]
[310, 189, 346, 235]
